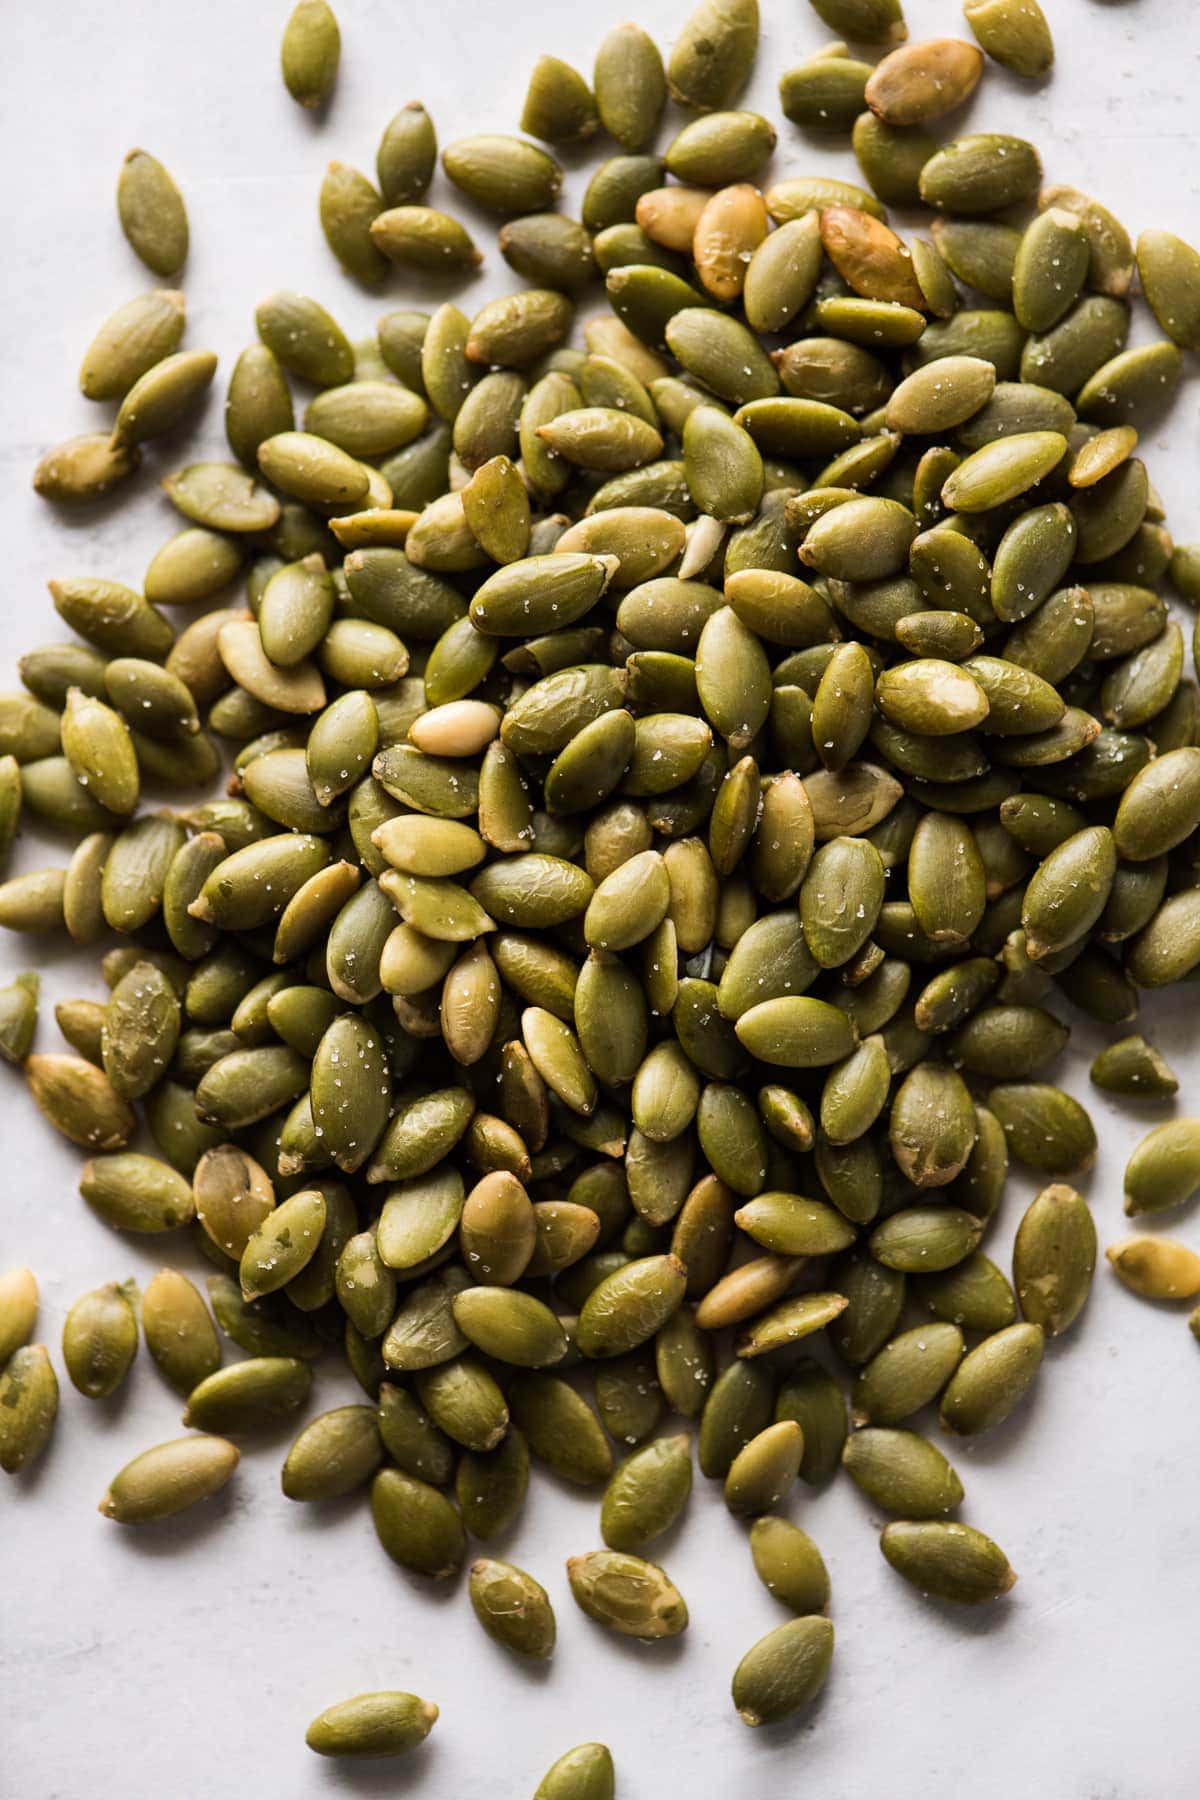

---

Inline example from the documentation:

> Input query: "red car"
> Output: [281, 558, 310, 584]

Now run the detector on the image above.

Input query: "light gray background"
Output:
[2, 1, 1199, 1795]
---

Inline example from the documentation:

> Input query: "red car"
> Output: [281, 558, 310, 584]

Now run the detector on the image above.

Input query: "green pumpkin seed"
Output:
[33, 433, 140, 504]
[732, 1616, 834, 1726]
[749, 1515, 830, 1613]
[1077, 341, 1183, 426]
[1136, 228, 1200, 350]
[1091, 1033, 1177, 1098]
[725, 1419, 804, 1517]
[306, 1691, 437, 1761]
[468, 1557, 556, 1659]
[881, 1519, 1015, 1603]
[117, 148, 188, 275]
[920, 133, 1041, 215]
[852, 1320, 965, 1425]
[510, 1372, 612, 1485]
[844, 1426, 964, 1516]
[79, 289, 187, 401]
[916, 1252, 1017, 1333]
[668, 0, 759, 110]
[577, 1254, 686, 1357]
[280, 0, 340, 106]
[183, 1354, 312, 1432]
[735, 1291, 849, 1357]
[964, 0, 1054, 77]
[61, 1280, 138, 1399]
[601, 1433, 693, 1551]
[1123, 1119, 1200, 1218]
[1012, 207, 1088, 334]
[100, 1434, 239, 1523]
[282, 1405, 383, 1501]
[1011, 1182, 1096, 1335]
[567, 1548, 688, 1640]
[377, 102, 437, 206]
[939, 1320, 1044, 1433]
[442, 133, 562, 215]
[533, 1744, 615, 1800]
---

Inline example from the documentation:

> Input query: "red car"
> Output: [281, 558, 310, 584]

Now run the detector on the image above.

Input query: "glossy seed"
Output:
[469, 1557, 557, 1658]
[566, 1549, 688, 1640]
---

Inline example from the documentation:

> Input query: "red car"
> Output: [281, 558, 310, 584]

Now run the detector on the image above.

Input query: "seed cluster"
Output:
[4, 0, 1200, 1783]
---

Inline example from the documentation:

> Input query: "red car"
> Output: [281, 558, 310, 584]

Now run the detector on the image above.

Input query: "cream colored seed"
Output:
[410, 701, 503, 757]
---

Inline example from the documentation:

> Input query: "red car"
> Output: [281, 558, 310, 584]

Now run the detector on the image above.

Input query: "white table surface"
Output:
[2, 1, 1199, 1795]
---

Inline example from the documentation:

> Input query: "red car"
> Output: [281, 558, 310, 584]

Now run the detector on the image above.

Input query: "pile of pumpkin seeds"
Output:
[5, 0, 1200, 1779]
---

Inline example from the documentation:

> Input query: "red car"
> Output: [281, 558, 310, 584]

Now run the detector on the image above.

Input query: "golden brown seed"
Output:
[1107, 1236, 1200, 1301]
[635, 186, 713, 253]
[692, 185, 769, 303]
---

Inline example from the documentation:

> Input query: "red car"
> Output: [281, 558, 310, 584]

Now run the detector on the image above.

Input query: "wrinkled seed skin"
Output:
[732, 1615, 834, 1726]
[567, 1548, 688, 1639]
[469, 1557, 557, 1658]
